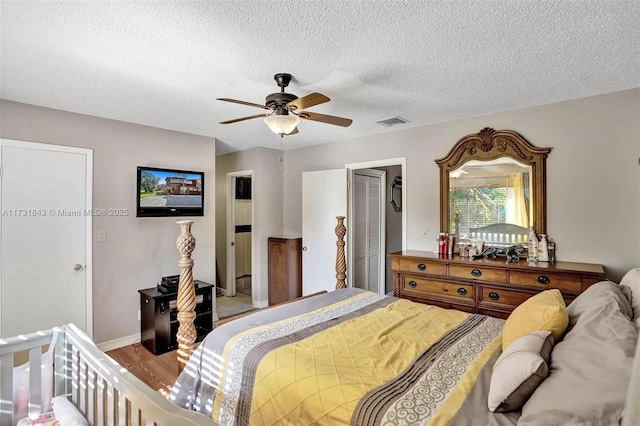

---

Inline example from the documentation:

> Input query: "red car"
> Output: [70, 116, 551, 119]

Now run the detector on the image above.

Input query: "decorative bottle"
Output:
[538, 234, 549, 262]
[547, 239, 556, 262]
[527, 228, 538, 262]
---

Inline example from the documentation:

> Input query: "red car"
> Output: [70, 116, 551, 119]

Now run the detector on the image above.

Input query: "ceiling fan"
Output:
[217, 73, 353, 136]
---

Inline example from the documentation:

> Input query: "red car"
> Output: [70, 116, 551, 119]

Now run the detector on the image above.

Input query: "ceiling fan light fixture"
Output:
[264, 114, 300, 135]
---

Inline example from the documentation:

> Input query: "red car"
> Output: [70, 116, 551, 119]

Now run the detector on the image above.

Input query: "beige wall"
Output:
[3, 88, 637, 343]
[282, 89, 640, 281]
[0, 100, 216, 344]
[215, 147, 283, 307]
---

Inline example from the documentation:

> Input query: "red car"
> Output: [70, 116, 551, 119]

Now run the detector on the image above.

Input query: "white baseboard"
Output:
[97, 333, 139, 352]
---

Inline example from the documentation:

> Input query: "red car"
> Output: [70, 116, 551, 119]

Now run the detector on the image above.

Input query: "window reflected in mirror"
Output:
[450, 158, 532, 243]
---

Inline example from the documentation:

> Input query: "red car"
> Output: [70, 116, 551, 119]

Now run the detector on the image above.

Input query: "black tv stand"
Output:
[138, 280, 213, 355]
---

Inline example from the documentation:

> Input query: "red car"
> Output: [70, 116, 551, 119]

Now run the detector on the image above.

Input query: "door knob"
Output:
[302, 246, 308, 251]
[74, 264, 84, 271]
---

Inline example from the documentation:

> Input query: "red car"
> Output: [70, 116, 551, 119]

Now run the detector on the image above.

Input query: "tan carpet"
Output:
[217, 293, 255, 319]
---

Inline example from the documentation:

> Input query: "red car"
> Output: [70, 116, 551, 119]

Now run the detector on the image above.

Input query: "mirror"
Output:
[390, 176, 402, 212]
[435, 128, 551, 248]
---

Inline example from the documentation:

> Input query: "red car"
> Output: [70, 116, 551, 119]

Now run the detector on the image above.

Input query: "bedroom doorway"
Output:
[0, 139, 93, 337]
[221, 170, 255, 319]
[347, 158, 406, 294]
[301, 161, 405, 295]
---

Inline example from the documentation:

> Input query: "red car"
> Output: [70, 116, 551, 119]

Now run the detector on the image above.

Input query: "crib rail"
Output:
[1, 324, 213, 425]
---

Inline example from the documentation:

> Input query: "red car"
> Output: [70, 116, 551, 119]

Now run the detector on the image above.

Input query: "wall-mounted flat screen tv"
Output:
[136, 166, 204, 217]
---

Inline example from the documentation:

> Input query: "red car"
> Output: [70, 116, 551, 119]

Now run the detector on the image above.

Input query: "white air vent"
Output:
[376, 116, 410, 127]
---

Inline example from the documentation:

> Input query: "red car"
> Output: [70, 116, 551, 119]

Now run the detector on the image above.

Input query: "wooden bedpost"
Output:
[176, 220, 197, 371]
[335, 216, 347, 290]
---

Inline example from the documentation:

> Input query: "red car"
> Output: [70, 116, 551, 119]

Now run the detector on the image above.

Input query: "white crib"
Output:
[0, 323, 212, 426]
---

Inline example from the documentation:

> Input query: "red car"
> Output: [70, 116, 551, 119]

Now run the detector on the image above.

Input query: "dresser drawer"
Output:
[449, 264, 507, 283]
[402, 276, 474, 301]
[478, 286, 534, 309]
[398, 258, 447, 276]
[509, 271, 581, 292]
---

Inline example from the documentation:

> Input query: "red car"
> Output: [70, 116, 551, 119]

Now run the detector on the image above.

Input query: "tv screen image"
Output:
[137, 167, 204, 217]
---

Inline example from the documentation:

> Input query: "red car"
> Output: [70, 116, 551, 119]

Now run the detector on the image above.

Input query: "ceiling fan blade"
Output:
[216, 98, 270, 110]
[219, 113, 269, 124]
[287, 92, 330, 111]
[299, 111, 352, 127]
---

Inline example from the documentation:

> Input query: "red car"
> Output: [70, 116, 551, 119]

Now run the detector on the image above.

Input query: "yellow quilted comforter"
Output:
[209, 291, 502, 426]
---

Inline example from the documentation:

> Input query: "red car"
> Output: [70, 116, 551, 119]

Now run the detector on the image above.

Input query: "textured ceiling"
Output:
[1, 1, 639, 155]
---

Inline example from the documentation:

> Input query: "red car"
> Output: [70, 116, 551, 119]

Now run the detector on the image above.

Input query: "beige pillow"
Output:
[488, 331, 554, 412]
[620, 267, 640, 325]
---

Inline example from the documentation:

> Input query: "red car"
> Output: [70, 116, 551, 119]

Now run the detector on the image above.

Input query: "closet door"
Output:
[0, 139, 92, 337]
[353, 170, 385, 294]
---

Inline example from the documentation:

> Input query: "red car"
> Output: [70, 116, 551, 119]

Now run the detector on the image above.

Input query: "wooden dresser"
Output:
[389, 251, 604, 319]
[268, 236, 302, 305]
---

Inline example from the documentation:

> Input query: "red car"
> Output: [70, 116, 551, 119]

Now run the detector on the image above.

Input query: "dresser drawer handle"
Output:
[408, 281, 417, 288]
[457, 287, 468, 296]
[417, 263, 427, 271]
[488, 292, 500, 300]
[471, 269, 482, 277]
[537, 275, 551, 285]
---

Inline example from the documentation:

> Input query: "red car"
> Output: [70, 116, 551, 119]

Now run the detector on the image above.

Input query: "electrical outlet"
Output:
[137, 310, 141, 321]
[420, 229, 428, 239]
[97, 230, 106, 242]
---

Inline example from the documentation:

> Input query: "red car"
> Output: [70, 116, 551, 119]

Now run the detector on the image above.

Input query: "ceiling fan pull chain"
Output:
[280, 135, 284, 171]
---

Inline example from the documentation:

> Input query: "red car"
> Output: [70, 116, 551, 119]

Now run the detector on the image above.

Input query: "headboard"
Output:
[467, 223, 529, 246]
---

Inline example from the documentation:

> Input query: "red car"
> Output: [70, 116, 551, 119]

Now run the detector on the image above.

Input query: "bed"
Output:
[169, 275, 640, 426]
[2, 249, 640, 426]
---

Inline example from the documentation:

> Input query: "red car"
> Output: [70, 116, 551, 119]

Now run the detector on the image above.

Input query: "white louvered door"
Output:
[353, 170, 385, 294]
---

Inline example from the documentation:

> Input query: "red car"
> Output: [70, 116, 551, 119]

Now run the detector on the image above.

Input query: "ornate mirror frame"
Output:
[435, 127, 552, 239]
[390, 176, 402, 212]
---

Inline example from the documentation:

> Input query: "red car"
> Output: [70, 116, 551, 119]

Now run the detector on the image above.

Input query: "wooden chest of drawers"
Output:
[389, 251, 604, 319]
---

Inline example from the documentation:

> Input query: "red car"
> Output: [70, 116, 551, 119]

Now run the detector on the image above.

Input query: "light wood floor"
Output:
[106, 292, 326, 395]
[105, 310, 258, 396]
[106, 343, 181, 396]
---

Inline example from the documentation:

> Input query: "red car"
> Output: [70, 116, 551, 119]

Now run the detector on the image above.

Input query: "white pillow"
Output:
[51, 395, 88, 426]
[488, 331, 554, 412]
[620, 267, 640, 325]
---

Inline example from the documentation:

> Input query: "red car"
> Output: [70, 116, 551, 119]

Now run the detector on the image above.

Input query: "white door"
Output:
[0, 139, 92, 337]
[302, 169, 347, 295]
[352, 169, 385, 294]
